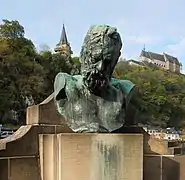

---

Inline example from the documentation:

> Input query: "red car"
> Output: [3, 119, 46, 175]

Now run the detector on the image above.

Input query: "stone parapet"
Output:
[26, 93, 67, 126]
[0, 124, 72, 180]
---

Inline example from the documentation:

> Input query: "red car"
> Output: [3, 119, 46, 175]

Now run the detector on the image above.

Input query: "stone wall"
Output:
[144, 155, 185, 180]
[0, 157, 40, 180]
[39, 133, 143, 180]
[1, 93, 185, 180]
[0, 124, 72, 180]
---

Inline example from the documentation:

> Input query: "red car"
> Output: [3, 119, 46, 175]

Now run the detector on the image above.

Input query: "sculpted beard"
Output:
[83, 68, 109, 95]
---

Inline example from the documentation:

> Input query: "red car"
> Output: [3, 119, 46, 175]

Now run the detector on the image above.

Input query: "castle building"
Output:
[54, 24, 73, 58]
[139, 49, 182, 73]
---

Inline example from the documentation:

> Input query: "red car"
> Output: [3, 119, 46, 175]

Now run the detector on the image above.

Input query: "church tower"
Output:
[54, 24, 73, 58]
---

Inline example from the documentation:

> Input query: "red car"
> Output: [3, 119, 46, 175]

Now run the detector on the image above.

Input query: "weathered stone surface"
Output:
[26, 93, 73, 134]
[39, 133, 143, 180]
[0, 90, 73, 180]
[0, 124, 72, 180]
[0, 124, 71, 157]
[27, 93, 63, 125]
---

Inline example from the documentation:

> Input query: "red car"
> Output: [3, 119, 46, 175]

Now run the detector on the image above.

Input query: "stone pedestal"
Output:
[39, 133, 143, 180]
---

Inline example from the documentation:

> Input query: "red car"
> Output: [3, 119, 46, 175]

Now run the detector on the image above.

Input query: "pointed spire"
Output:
[54, 24, 73, 56]
[140, 44, 146, 57]
[143, 44, 145, 51]
[58, 24, 68, 45]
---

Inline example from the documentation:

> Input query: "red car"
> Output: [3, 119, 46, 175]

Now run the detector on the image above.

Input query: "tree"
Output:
[2, 18, 185, 130]
[0, 19, 24, 38]
[36, 52, 80, 98]
[114, 61, 185, 129]
[72, 56, 80, 71]
[0, 19, 44, 124]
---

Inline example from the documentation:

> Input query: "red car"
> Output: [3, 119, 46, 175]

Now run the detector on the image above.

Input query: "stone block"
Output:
[0, 159, 8, 180]
[9, 157, 40, 180]
[26, 93, 68, 127]
[0, 124, 72, 157]
[39, 133, 143, 180]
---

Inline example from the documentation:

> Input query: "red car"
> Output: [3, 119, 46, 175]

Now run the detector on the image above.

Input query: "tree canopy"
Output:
[0, 19, 44, 124]
[0, 19, 185, 129]
[0, 19, 24, 38]
[114, 61, 185, 128]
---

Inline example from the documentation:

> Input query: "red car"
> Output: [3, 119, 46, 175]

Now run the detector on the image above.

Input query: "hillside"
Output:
[114, 61, 185, 128]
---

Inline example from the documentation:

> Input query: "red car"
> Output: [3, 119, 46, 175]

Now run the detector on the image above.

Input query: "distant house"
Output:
[140, 125, 162, 138]
[139, 49, 182, 73]
[163, 127, 182, 141]
[146, 128, 163, 139]
[163, 133, 181, 141]
[142, 126, 182, 141]
[127, 59, 145, 67]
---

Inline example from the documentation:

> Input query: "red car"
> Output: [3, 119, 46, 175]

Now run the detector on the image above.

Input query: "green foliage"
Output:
[1, 18, 185, 129]
[115, 61, 185, 128]
[0, 19, 24, 38]
[0, 19, 44, 123]
[72, 56, 81, 69]
[0, 19, 80, 125]
[35, 51, 79, 99]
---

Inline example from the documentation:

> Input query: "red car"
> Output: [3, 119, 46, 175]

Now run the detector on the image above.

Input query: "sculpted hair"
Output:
[79, 25, 122, 75]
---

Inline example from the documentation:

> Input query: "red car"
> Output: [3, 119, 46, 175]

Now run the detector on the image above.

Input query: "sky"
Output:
[1, 0, 185, 68]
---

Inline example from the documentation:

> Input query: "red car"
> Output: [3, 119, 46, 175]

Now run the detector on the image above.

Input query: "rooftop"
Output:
[140, 50, 181, 65]
[127, 59, 145, 66]
[56, 24, 69, 46]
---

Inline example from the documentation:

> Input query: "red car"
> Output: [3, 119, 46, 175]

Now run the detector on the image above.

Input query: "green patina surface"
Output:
[54, 25, 138, 133]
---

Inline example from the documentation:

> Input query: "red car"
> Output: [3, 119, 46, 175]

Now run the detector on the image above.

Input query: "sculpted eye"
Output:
[109, 32, 117, 39]
[108, 32, 118, 45]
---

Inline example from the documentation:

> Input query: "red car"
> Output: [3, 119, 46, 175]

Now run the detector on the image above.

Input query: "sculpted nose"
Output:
[96, 61, 103, 71]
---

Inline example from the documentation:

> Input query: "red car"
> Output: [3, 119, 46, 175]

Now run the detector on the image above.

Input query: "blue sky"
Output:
[1, 0, 185, 67]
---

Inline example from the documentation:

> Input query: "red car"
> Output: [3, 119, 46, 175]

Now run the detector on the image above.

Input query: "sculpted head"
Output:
[79, 25, 122, 94]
